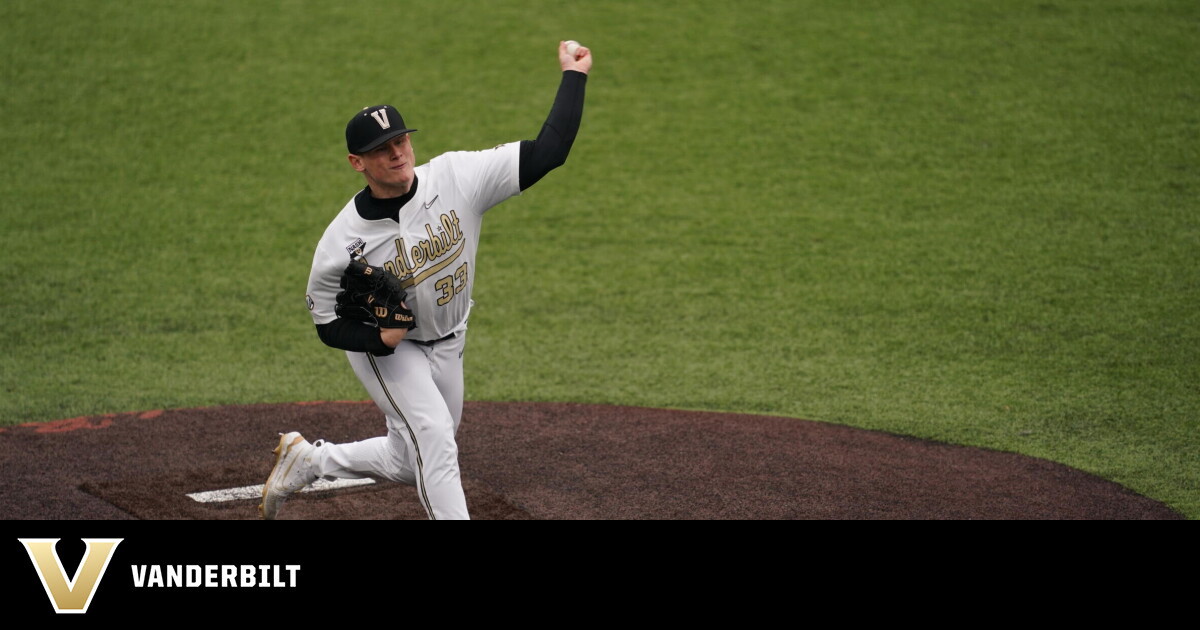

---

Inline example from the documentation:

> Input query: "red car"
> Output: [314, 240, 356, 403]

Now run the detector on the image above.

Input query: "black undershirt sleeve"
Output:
[519, 70, 588, 191]
[316, 319, 395, 356]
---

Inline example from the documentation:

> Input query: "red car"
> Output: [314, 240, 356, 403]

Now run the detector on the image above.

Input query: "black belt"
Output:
[409, 331, 457, 347]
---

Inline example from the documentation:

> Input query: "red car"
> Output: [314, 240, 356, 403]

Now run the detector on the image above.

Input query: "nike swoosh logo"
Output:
[423, 195, 439, 210]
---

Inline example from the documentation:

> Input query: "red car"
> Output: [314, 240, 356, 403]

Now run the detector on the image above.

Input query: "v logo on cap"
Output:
[370, 109, 391, 130]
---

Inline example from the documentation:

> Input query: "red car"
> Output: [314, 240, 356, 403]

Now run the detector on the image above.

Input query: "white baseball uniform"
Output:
[304, 142, 521, 520]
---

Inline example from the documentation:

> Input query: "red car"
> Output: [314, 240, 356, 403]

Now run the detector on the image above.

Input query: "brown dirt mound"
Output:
[0, 401, 1180, 520]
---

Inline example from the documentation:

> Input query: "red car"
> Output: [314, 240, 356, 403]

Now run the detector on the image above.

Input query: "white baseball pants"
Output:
[310, 332, 468, 520]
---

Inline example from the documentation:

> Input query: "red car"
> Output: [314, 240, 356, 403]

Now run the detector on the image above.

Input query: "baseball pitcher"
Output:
[260, 41, 593, 520]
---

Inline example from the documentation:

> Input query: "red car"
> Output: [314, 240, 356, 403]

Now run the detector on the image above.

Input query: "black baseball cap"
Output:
[346, 105, 418, 154]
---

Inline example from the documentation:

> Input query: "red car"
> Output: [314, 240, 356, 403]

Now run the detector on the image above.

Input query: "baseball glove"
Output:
[335, 258, 417, 330]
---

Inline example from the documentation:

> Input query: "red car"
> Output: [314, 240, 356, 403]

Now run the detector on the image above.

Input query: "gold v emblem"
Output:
[19, 538, 123, 614]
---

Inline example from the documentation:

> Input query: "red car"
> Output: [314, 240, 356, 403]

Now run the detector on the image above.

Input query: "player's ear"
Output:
[347, 153, 366, 173]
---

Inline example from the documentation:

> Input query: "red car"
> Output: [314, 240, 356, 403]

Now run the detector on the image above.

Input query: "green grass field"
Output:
[1, 0, 1196, 518]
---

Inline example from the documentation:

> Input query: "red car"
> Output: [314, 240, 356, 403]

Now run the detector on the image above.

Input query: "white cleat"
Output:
[259, 432, 319, 520]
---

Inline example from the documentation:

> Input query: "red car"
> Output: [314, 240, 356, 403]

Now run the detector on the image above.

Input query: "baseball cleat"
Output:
[259, 431, 320, 520]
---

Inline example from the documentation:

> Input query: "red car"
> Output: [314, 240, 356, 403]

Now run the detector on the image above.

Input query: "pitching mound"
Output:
[0, 401, 1179, 519]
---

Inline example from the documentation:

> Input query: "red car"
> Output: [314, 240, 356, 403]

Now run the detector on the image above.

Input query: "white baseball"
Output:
[565, 40, 581, 58]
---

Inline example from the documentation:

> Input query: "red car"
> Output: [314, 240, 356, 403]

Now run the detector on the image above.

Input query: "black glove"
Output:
[334, 258, 416, 330]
